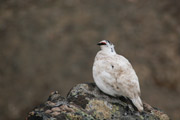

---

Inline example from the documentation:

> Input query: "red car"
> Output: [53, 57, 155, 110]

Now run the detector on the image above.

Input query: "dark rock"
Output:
[1, 1, 180, 120]
[27, 83, 170, 120]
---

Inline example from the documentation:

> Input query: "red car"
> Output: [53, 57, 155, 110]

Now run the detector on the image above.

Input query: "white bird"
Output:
[92, 40, 143, 112]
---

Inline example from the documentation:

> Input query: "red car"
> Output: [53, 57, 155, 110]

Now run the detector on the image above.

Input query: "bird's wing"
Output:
[107, 54, 141, 98]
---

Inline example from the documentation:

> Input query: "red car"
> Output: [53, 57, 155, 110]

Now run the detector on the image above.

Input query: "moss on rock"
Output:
[27, 83, 170, 120]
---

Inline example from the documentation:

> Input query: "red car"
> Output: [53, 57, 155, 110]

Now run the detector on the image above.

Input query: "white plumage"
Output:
[92, 40, 143, 111]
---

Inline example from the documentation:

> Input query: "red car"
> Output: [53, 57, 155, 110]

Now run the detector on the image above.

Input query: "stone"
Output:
[27, 83, 170, 120]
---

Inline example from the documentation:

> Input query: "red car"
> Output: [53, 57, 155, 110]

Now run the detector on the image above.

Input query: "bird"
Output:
[92, 40, 143, 112]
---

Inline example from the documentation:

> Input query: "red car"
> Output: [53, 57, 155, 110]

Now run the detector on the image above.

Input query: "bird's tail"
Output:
[131, 96, 143, 112]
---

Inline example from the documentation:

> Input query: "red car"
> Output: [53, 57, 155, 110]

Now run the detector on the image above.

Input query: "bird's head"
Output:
[97, 40, 115, 53]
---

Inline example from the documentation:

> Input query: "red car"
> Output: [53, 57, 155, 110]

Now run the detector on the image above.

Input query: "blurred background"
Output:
[0, 0, 180, 120]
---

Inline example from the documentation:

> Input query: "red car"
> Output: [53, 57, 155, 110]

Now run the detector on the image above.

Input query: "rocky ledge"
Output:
[27, 83, 170, 120]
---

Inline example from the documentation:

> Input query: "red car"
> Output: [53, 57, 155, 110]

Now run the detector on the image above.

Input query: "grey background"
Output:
[0, 0, 180, 120]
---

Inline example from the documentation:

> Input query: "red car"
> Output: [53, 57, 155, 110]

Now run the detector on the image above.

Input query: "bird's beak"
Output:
[97, 42, 106, 45]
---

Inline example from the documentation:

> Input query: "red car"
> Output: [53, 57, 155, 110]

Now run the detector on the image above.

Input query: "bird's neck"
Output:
[101, 47, 116, 55]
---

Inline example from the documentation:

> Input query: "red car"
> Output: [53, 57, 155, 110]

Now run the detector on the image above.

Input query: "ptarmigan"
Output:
[92, 40, 143, 112]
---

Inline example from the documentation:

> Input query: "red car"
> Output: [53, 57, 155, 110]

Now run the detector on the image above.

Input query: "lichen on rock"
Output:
[27, 83, 170, 120]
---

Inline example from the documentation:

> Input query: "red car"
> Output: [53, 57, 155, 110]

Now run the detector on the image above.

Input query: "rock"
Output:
[26, 83, 170, 120]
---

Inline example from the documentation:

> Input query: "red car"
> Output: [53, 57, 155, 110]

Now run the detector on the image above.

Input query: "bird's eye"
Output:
[97, 42, 107, 45]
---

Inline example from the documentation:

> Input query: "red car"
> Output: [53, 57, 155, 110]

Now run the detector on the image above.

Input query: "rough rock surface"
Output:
[27, 83, 169, 120]
[1, 1, 180, 120]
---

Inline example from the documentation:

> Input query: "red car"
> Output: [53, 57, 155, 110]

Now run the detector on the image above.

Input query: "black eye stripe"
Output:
[97, 42, 106, 45]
